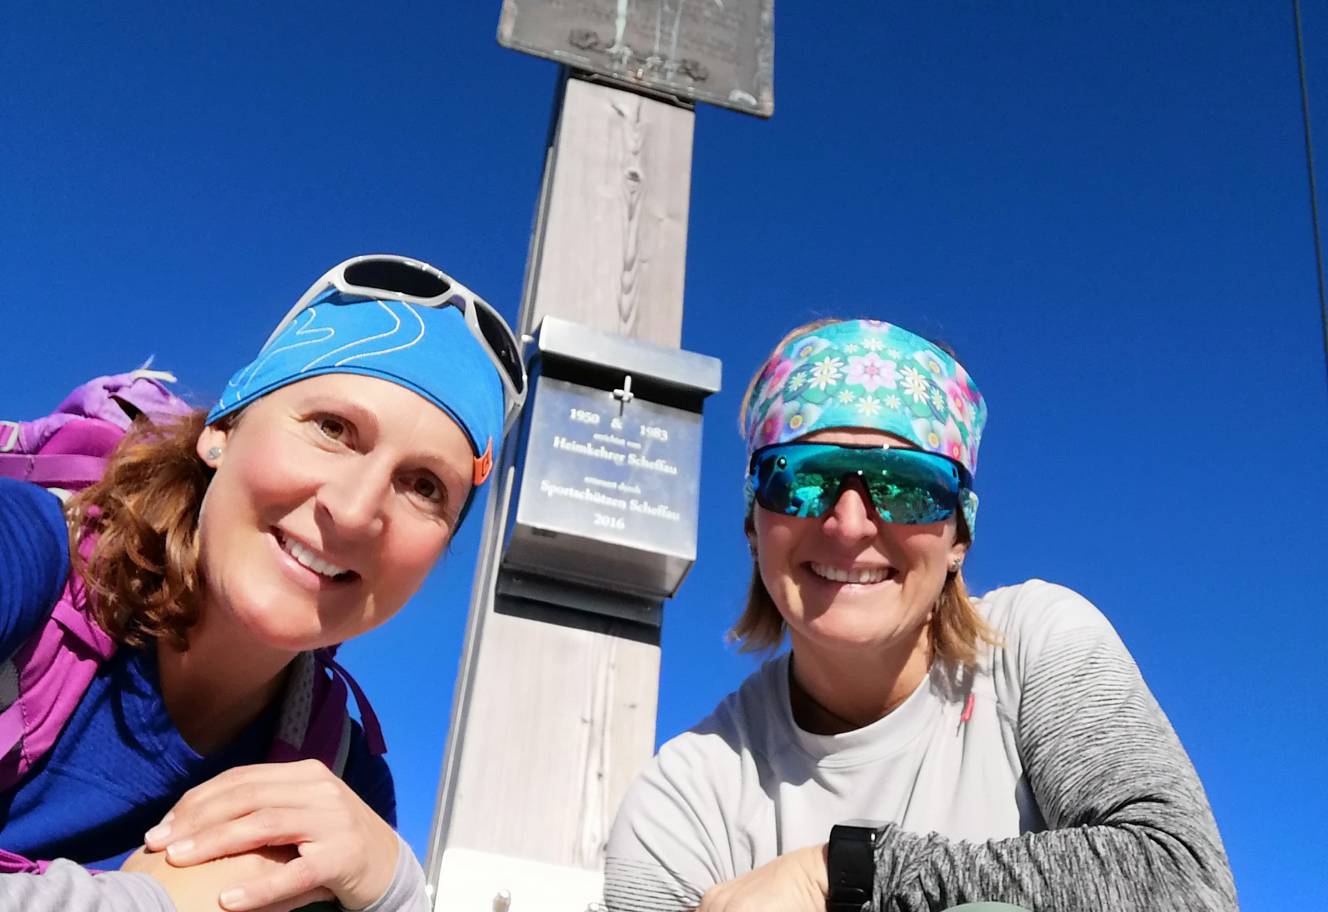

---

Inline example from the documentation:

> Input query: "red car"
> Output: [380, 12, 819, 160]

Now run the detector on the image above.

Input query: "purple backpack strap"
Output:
[0, 557, 116, 874]
[268, 648, 386, 776]
[0, 370, 193, 493]
[0, 851, 51, 874]
[0, 575, 117, 793]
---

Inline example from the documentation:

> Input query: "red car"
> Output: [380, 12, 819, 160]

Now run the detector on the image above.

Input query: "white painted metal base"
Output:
[431, 848, 605, 912]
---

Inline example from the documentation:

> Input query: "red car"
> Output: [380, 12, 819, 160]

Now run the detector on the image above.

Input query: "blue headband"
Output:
[208, 294, 505, 493]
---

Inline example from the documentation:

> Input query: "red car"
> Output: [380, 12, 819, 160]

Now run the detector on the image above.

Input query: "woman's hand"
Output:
[143, 759, 399, 911]
[694, 843, 829, 912]
[123, 845, 322, 912]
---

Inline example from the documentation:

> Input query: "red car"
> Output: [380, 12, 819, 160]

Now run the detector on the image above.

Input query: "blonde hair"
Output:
[730, 318, 999, 666]
[65, 410, 215, 651]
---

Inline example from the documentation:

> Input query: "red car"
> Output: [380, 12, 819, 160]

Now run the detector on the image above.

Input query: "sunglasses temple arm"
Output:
[261, 266, 344, 349]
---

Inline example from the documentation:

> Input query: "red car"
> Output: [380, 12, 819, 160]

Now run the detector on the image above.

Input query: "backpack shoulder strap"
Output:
[0, 594, 100, 876]
[0, 580, 118, 876]
[0, 849, 52, 875]
[0, 566, 116, 793]
[268, 649, 386, 778]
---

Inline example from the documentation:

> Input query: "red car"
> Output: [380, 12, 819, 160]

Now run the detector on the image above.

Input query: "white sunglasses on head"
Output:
[267, 254, 528, 428]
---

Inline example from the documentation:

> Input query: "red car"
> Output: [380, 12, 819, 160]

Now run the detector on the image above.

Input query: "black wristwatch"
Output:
[826, 819, 890, 912]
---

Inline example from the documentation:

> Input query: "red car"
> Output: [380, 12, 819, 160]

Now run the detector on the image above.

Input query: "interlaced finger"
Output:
[168, 761, 332, 817]
[163, 806, 333, 867]
[216, 852, 331, 911]
[147, 769, 339, 851]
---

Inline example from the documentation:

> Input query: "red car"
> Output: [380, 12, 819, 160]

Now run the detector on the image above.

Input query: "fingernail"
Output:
[219, 887, 246, 909]
[165, 839, 195, 861]
[144, 823, 171, 845]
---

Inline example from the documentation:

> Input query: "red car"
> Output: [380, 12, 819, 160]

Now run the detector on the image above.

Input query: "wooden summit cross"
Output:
[424, 3, 773, 909]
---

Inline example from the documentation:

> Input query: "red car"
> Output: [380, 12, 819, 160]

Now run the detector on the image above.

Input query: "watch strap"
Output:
[827, 820, 888, 912]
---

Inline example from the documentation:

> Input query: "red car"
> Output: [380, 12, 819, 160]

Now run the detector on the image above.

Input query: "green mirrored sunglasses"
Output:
[748, 442, 972, 524]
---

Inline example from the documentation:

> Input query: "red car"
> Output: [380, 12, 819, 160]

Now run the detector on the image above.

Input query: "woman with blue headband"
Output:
[604, 319, 1235, 912]
[0, 255, 524, 911]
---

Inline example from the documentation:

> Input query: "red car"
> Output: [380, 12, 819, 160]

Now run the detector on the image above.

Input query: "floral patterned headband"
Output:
[743, 319, 988, 530]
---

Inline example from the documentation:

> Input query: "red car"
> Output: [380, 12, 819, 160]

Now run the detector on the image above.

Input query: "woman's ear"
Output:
[947, 539, 969, 573]
[196, 425, 228, 468]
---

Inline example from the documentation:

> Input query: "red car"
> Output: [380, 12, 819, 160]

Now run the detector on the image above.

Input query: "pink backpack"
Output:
[0, 371, 384, 873]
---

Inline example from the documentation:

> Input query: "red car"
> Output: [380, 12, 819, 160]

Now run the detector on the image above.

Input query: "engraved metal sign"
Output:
[498, 0, 774, 118]
[505, 376, 703, 599]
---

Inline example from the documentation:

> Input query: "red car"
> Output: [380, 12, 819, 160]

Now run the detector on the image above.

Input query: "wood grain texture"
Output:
[427, 75, 694, 886]
[523, 77, 694, 346]
[442, 600, 661, 867]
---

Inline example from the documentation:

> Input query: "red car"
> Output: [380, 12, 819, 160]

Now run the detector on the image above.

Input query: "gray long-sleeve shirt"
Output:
[604, 580, 1236, 911]
[0, 834, 428, 912]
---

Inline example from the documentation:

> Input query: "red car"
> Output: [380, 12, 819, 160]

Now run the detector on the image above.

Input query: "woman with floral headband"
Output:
[604, 318, 1235, 912]
[0, 255, 524, 912]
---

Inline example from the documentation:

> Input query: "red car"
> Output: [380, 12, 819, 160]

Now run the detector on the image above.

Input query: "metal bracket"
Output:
[496, 570, 663, 628]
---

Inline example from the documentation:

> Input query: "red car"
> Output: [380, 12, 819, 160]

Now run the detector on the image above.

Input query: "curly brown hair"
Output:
[730, 318, 999, 666]
[65, 409, 217, 651]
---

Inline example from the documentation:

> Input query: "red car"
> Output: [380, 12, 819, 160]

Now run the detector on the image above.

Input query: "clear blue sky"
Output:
[3, 2, 1326, 907]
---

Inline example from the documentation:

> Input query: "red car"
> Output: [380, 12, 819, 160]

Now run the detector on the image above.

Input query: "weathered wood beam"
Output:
[425, 73, 695, 909]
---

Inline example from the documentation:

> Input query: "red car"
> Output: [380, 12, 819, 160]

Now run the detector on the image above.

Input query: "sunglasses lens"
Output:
[344, 259, 450, 300]
[858, 451, 960, 523]
[473, 303, 526, 396]
[753, 449, 836, 517]
[753, 445, 961, 523]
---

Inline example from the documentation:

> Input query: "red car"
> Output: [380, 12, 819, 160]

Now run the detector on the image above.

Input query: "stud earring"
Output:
[949, 561, 963, 574]
[206, 446, 222, 461]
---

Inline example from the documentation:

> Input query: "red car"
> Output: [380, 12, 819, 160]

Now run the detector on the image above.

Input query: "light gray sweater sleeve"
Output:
[0, 860, 176, 912]
[0, 835, 426, 912]
[869, 584, 1237, 911]
[357, 834, 429, 912]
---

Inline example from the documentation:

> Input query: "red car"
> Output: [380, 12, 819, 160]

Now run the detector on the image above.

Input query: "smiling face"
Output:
[751, 427, 968, 666]
[193, 373, 474, 654]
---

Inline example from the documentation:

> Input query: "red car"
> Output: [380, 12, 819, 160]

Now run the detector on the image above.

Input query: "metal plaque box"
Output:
[502, 317, 721, 601]
[498, 0, 774, 118]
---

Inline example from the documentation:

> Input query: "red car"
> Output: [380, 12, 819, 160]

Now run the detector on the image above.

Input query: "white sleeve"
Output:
[355, 834, 428, 912]
[0, 861, 176, 912]
[604, 723, 743, 912]
[0, 836, 429, 912]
